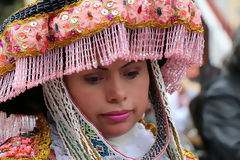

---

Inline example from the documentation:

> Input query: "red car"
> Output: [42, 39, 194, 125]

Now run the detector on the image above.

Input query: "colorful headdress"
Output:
[0, 0, 204, 159]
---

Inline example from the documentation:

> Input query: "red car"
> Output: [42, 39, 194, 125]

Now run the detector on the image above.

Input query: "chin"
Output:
[101, 123, 133, 138]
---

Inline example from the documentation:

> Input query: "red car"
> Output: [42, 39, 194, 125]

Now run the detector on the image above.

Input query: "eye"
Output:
[84, 75, 104, 84]
[124, 71, 139, 79]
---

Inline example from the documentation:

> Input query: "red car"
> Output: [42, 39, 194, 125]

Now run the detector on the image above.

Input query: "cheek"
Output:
[130, 74, 150, 109]
[64, 77, 103, 119]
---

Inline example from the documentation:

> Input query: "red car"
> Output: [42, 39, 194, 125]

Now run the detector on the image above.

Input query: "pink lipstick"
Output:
[102, 110, 131, 122]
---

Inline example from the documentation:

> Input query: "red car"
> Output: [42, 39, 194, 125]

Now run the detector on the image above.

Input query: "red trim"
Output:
[206, 0, 233, 38]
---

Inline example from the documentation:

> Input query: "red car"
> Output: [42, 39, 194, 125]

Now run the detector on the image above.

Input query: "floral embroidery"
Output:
[127, 0, 149, 23]
[0, 114, 51, 160]
[0, 0, 204, 76]
[0, 55, 8, 66]
[151, 1, 174, 23]
[9, 57, 15, 64]
[189, 1, 202, 26]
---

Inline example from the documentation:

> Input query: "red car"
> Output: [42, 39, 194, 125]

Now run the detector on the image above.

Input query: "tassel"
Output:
[0, 112, 37, 144]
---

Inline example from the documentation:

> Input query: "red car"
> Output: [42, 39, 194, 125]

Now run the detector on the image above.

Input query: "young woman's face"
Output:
[64, 59, 150, 138]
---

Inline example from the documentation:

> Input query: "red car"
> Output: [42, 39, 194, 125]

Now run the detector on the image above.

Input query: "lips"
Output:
[102, 110, 131, 122]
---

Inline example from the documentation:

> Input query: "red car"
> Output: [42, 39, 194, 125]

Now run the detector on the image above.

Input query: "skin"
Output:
[64, 59, 150, 138]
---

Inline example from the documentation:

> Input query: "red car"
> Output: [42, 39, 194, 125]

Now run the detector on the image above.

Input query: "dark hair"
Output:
[0, 86, 46, 117]
[224, 27, 240, 73]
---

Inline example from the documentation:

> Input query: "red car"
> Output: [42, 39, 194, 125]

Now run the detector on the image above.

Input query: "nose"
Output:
[106, 76, 127, 103]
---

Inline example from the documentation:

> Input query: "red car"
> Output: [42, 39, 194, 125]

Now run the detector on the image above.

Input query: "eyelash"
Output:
[84, 70, 140, 84]
[123, 71, 139, 79]
[84, 75, 104, 84]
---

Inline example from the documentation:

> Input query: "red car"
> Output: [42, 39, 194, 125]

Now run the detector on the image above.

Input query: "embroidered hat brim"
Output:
[0, 0, 204, 103]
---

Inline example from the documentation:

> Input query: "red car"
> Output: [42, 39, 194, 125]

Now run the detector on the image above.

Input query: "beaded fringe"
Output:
[0, 23, 204, 102]
[0, 111, 37, 144]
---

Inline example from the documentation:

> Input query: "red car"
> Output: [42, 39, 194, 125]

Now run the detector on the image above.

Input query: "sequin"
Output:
[21, 42, 28, 49]
[137, 5, 142, 14]
[107, 1, 114, 8]
[18, 32, 26, 40]
[123, 0, 127, 7]
[9, 57, 16, 64]
[30, 21, 38, 27]
[75, 7, 81, 13]
[55, 24, 59, 32]
[101, 9, 109, 15]
[111, 10, 119, 15]
[71, 16, 78, 23]
[108, 14, 114, 21]
[61, 14, 69, 21]
[83, 1, 90, 8]
[93, 2, 101, 8]
[157, 7, 162, 16]
[177, 2, 184, 9]
[23, 26, 31, 33]
[128, 0, 134, 5]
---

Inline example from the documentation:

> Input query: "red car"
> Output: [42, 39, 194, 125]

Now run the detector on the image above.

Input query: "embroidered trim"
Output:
[183, 148, 199, 160]
[0, 0, 204, 77]
[170, 122, 184, 160]
[0, 0, 43, 34]
[0, 114, 51, 160]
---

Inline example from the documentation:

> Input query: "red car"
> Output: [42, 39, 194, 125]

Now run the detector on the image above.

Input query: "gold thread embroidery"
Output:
[183, 148, 199, 160]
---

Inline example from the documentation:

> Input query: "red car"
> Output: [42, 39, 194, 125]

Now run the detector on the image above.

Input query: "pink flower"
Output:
[175, 0, 190, 10]
[179, 8, 190, 20]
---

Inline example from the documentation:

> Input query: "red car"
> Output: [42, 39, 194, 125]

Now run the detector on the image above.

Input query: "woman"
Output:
[0, 0, 204, 159]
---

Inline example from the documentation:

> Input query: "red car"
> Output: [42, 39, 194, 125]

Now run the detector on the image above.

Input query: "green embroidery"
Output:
[58, 121, 88, 160]
[85, 123, 96, 135]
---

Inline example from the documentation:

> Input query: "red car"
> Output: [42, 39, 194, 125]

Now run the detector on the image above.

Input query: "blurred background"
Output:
[0, 0, 240, 160]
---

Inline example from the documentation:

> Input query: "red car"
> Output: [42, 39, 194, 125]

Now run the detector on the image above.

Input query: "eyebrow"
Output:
[97, 61, 135, 71]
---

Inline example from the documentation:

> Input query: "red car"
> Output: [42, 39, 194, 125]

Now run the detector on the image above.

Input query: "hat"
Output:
[0, 0, 204, 159]
[0, 0, 204, 102]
